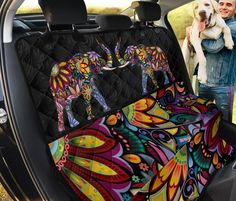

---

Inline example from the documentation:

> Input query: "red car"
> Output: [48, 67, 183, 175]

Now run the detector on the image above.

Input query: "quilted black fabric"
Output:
[15, 27, 187, 140]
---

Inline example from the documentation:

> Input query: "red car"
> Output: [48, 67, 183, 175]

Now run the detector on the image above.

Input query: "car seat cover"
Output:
[49, 82, 234, 200]
[49, 39, 175, 132]
[15, 24, 235, 201]
[16, 28, 185, 138]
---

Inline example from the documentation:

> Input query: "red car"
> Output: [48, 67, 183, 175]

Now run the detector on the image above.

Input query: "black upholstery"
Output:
[16, 27, 187, 140]
[4, 42, 72, 201]
[132, 1, 161, 21]
[38, 0, 87, 25]
[5, 0, 194, 200]
[201, 161, 236, 201]
[14, 0, 191, 141]
[96, 14, 132, 31]
[219, 120, 236, 147]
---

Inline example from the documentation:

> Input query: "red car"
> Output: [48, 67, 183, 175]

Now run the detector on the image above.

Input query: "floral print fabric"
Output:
[50, 42, 174, 133]
[49, 81, 235, 201]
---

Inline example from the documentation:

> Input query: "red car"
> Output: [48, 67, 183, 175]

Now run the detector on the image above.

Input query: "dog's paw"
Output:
[198, 65, 207, 84]
[198, 73, 207, 84]
[225, 40, 234, 50]
[198, 75, 207, 84]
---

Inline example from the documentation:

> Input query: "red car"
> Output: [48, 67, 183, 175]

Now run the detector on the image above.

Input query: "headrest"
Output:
[131, 1, 161, 21]
[96, 14, 132, 31]
[38, 0, 87, 25]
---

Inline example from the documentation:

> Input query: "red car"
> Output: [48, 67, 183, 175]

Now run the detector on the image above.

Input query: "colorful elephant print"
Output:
[115, 40, 174, 94]
[50, 41, 115, 132]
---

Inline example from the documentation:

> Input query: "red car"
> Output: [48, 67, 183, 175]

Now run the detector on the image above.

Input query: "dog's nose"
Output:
[199, 10, 206, 19]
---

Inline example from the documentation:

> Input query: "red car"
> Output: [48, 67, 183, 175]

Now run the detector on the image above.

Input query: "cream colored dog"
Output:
[182, 0, 234, 85]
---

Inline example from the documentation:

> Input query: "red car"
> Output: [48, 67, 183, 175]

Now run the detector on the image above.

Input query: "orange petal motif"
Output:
[159, 159, 176, 182]
[134, 98, 155, 111]
[170, 164, 181, 186]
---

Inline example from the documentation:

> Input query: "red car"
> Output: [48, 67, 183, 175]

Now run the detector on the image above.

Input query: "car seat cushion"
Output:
[49, 81, 234, 200]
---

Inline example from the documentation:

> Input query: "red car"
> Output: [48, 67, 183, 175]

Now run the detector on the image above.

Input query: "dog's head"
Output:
[193, 0, 219, 32]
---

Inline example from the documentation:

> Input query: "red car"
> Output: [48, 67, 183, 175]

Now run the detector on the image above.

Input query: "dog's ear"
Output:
[210, 0, 220, 14]
[192, 1, 198, 18]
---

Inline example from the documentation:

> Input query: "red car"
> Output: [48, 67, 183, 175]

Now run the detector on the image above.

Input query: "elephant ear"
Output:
[210, 0, 220, 14]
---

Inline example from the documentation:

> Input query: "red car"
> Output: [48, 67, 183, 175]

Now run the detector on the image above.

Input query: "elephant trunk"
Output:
[96, 40, 113, 68]
[115, 39, 126, 65]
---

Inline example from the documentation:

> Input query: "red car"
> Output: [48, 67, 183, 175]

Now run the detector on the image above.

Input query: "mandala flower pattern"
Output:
[49, 81, 235, 201]
[122, 96, 167, 128]
[50, 62, 71, 95]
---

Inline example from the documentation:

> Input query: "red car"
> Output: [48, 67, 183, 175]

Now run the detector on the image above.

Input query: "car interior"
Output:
[1, 0, 236, 200]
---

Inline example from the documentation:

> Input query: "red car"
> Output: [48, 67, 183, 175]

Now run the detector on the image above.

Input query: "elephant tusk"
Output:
[102, 62, 130, 71]
[117, 61, 130, 68]
[102, 66, 117, 71]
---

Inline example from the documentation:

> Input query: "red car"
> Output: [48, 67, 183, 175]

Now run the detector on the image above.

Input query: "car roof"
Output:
[159, 0, 193, 13]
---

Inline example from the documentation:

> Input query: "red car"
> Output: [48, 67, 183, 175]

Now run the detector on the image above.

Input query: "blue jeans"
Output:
[198, 84, 234, 122]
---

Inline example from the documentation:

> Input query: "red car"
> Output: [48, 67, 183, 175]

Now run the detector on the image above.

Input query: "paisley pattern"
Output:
[49, 81, 235, 201]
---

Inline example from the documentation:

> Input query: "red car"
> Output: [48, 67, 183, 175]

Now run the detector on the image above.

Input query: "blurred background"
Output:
[0, 183, 12, 201]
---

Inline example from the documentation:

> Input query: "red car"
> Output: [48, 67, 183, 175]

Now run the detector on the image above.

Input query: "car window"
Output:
[17, 0, 134, 14]
[167, 1, 195, 89]
[168, 1, 194, 46]
[167, 1, 236, 124]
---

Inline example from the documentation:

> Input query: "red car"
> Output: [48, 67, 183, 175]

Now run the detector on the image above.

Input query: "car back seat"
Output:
[14, 0, 236, 200]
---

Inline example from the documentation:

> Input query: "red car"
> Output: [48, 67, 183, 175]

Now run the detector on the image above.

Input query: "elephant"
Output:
[115, 40, 175, 94]
[50, 41, 115, 132]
